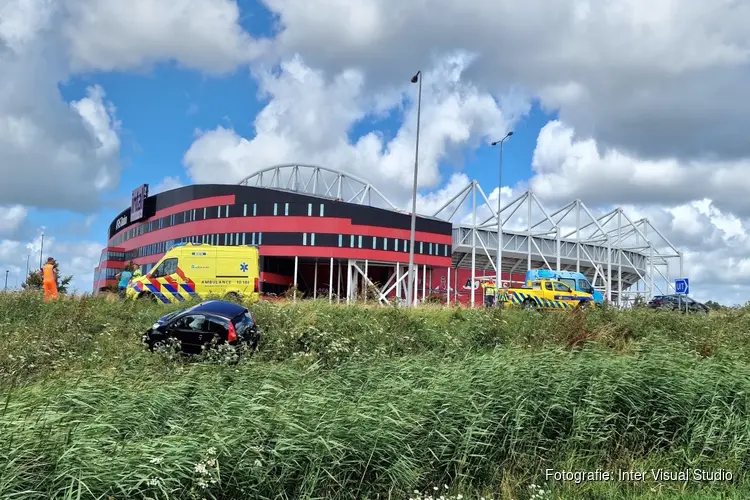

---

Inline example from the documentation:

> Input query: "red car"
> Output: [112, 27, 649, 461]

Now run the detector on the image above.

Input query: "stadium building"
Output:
[94, 165, 684, 306]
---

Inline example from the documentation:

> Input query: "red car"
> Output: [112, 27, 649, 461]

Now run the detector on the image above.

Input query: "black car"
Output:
[647, 294, 709, 314]
[143, 300, 260, 355]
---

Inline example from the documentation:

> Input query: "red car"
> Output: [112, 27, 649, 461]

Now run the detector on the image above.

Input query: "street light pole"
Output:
[406, 70, 422, 307]
[4, 270, 8, 290]
[491, 131, 513, 302]
[39, 232, 44, 269]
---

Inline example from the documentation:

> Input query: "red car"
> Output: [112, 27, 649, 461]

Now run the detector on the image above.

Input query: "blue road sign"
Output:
[675, 278, 689, 295]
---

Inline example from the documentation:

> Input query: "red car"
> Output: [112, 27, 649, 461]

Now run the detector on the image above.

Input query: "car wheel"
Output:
[149, 339, 167, 352]
[577, 300, 590, 310]
[522, 299, 536, 310]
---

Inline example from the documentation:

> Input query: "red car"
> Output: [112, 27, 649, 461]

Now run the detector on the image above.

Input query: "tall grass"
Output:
[1, 291, 749, 498]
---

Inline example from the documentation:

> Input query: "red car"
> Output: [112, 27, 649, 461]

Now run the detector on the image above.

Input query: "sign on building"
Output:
[131, 184, 149, 221]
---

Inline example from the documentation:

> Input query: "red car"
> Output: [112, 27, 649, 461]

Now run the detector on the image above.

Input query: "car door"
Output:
[552, 281, 576, 308]
[168, 314, 208, 354]
[204, 315, 230, 347]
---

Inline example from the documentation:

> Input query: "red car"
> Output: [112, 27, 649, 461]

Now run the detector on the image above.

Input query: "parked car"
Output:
[647, 294, 709, 314]
[142, 300, 260, 355]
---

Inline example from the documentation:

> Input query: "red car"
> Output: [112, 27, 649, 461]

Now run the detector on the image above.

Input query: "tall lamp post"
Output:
[39, 232, 44, 269]
[491, 131, 513, 300]
[4, 270, 8, 291]
[406, 70, 422, 307]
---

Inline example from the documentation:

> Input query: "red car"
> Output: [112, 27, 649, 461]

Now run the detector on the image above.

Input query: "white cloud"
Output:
[529, 120, 750, 215]
[152, 176, 184, 194]
[61, 0, 269, 74]
[0, 0, 268, 214]
[0, 206, 28, 236]
[184, 53, 520, 208]
[262, 0, 750, 162]
[0, 230, 103, 293]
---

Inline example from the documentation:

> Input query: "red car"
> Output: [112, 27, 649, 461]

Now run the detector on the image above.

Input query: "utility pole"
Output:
[406, 69, 422, 307]
[4, 270, 8, 290]
[491, 131, 513, 301]
[39, 232, 44, 269]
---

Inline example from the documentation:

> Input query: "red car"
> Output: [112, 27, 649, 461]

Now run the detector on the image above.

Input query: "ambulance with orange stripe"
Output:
[126, 243, 261, 304]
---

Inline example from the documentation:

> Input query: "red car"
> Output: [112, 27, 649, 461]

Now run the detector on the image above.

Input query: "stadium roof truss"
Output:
[432, 180, 684, 305]
[238, 164, 401, 212]
[236, 164, 683, 306]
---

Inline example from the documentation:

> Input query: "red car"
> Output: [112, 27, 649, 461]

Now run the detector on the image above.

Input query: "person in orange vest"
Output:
[41, 257, 59, 301]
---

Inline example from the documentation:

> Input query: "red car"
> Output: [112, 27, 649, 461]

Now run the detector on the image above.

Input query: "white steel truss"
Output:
[236, 165, 684, 307]
[238, 164, 400, 211]
[432, 181, 683, 306]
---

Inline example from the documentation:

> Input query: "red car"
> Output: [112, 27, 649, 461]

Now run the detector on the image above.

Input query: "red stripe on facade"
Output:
[113, 216, 451, 250]
[127, 243, 451, 268]
[258, 246, 452, 266]
[109, 195, 236, 243]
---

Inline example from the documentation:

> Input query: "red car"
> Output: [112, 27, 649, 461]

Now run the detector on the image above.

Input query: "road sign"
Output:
[675, 278, 689, 295]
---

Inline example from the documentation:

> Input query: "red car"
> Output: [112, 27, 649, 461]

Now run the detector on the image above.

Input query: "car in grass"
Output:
[647, 294, 709, 314]
[142, 300, 260, 355]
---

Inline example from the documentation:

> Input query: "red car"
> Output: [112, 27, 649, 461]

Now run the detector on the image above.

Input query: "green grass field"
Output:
[1, 291, 749, 499]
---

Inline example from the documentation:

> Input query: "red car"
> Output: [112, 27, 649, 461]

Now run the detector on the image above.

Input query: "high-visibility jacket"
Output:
[42, 263, 55, 283]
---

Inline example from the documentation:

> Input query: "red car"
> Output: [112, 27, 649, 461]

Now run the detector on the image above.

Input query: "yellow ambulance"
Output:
[126, 243, 261, 304]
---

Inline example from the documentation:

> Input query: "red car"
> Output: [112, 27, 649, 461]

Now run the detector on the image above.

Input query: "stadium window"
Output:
[429, 243, 433, 255]
[236, 233, 240, 245]
[320, 204, 325, 216]
[242, 233, 246, 245]
[338, 234, 343, 247]
[308, 203, 312, 216]
[253, 203, 257, 216]
[394, 239, 399, 252]
[243, 204, 247, 216]
[284, 203, 289, 216]
[350, 235, 354, 247]
[251, 233, 256, 245]
[203, 207, 207, 220]
[303, 233, 307, 246]
[273, 203, 278, 216]
[444, 245, 448, 256]
[373, 237, 377, 249]
[420, 242, 423, 254]
[230, 233, 234, 245]
[217, 206, 221, 218]
[311, 233, 316, 246]
[258, 232, 263, 245]
[358, 235, 362, 248]
[384, 238, 388, 251]
[225, 205, 229, 217]
[224, 234, 228, 245]
[193, 209, 196, 221]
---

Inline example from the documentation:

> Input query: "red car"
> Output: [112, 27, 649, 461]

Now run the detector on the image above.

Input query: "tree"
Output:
[704, 300, 724, 311]
[22, 259, 73, 294]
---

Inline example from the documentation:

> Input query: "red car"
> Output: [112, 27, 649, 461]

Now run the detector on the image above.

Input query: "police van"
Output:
[127, 243, 261, 304]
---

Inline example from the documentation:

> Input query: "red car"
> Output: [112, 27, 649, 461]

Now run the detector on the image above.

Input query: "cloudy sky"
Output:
[0, 0, 748, 304]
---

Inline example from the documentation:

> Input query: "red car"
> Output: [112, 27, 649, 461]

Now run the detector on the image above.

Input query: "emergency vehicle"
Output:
[126, 243, 261, 304]
[499, 278, 594, 310]
[524, 269, 603, 304]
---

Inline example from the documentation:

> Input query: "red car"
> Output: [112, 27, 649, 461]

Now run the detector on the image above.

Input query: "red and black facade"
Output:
[94, 184, 454, 296]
